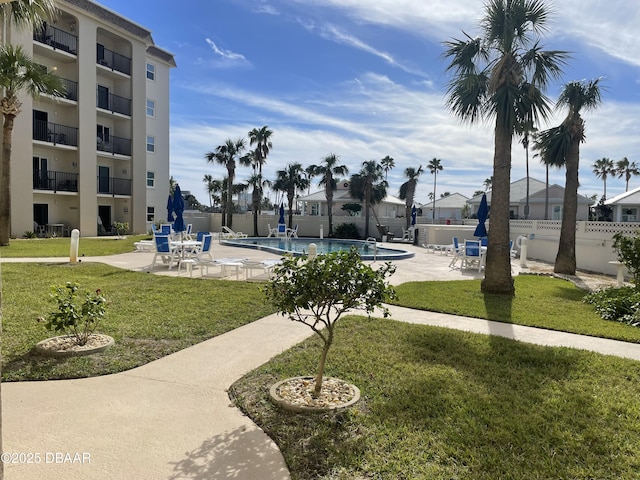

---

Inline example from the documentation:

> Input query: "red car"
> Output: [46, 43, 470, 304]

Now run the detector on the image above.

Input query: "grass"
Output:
[230, 316, 640, 480]
[1, 262, 274, 381]
[390, 275, 640, 343]
[0, 235, 149, 257]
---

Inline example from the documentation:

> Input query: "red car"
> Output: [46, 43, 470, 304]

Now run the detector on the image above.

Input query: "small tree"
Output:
[264, 248, 396, 396]
[613, 230, 640, 288]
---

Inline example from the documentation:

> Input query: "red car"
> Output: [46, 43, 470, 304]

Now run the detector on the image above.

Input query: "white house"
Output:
[605, 187, 640, 222]
[419, 193, 470, 221]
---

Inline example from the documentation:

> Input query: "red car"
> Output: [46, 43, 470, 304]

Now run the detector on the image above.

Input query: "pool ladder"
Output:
[365, 237, 378, 262]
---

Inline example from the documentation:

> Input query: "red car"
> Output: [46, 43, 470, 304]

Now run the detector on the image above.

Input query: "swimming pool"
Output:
[220, 237, 414, 261]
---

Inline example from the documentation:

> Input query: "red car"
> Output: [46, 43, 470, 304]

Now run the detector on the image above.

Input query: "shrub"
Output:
[40, 282, 108, 345]
[583, 286, 640, 327]
[612, 230, 640, 287]
[334, 222, 359, 239]
[23, 231, 37, 239]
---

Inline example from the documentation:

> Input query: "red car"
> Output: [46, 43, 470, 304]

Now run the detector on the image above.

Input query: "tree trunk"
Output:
[314, 333, 333, 397]
[0, 114, 15, 246]
[252, 187, 260, 236]
[554, 140, 580, 274]
[227, 167, 234, 229]
[327, 187, 333, 236]
[481, 120, 514, 295]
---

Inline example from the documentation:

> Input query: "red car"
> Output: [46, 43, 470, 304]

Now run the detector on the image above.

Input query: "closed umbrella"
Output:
[167, 194, 174, 222]
[278, 203, 285, 225]
[172, 184, 186, 239]
[474, 193, 488, 238]
[411, 205, 417, 226]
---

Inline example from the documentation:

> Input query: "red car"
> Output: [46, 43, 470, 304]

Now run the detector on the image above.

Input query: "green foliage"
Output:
[613, 231, 640, 287]
[263, 248, 396, 394]
[583, 286, 640, 327]
[42, 282, 108, 346]
[23, 230, 37, 238]
[341, 203, 362, 216]
[113, 221, 129, 236]
[333, 222, 359, 239]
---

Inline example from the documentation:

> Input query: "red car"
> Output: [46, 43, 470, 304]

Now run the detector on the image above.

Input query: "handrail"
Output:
[365, 237, 378, 262]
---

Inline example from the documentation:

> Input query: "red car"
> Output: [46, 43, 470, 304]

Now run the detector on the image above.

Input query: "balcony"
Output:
[96, 44, 131, 76]
[96, 89, 131, 116]
[97, 135, 132, 156]
[33, 170, 78, 192]
[33, 120, 78, 147]
[33, 24, 77, 55]
[97, 176, 132, 196]
[61, 78, 78, 101]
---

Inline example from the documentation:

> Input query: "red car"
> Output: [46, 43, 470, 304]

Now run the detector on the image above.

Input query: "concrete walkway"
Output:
[2, 245, 637, 479]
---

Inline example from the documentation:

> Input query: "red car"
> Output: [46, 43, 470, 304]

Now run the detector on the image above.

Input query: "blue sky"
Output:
[98, 0, 640, 206]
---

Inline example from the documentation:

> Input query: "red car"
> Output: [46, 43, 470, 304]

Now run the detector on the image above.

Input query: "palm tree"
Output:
[239, 148, 264, 236]
[0, 45, 63, 246]
[202, 174, 215, 209]
[248, 126, 273, 222]
[483, 177, 493, 192]
[427, 158, 442, 221]
[273, 163, 309, 228]
[535, 79, 602, 275]
[516, 120, 537, 219]
[399, 165, 423, 229]
[308, 153, 349, 236]
[592, 157, 615, 199]
[348, 160, 387, 238]
[381, 155, 395, 181]
[617, 157, 640, 192]
[246, 172, 271, 233]
[204, 138, 246, 229]
[443, 0, 568, 295]
[304, 164, 316, 195]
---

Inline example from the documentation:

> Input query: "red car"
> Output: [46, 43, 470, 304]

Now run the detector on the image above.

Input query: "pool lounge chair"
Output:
[267, 224, 278, 237]
[220, 226, 248, 239]
[287, 224, 298, 238]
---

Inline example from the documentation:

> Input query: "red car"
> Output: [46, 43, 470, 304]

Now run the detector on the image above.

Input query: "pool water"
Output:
[220, 237, 414, 261]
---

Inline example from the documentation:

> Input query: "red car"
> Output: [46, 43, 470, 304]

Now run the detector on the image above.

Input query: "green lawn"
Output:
[2, 262, 274, 381]
[230, 316, 640, 480]
[0, 235, 149, 257]
[390, 275, 640, 343]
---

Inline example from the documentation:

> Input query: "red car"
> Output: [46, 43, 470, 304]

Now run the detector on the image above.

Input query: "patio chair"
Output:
[401, 227, 414, 242]
[221, 226, 248, 239]
[241, 258, 282, 280]
[287, 224, 299, 238]
[160, 223, 172, 235]
[267, 224, 278, 237]
[151, 234, 179, 270]
[448, 236, 464, 268]
[460, 239, 483, 271]
[276, 223, 287, 238]
[184, 223, 194, 240]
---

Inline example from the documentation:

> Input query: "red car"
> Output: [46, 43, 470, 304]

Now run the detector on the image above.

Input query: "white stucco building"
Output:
[3, 0, 175, 237]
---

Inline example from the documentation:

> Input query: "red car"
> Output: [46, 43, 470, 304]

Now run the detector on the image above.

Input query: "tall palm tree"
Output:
[592, 157, 615, 199]
[304, 164, 316, 195]
[380, 155, 395, 181]
[273, 163, 309, 228]
[204, 138, 246, 229]
[516, 120, 537, 219]
[443, 0, 568, 295]
[248, 126, 273, 220]
[348, 160, 387, 238]
[483, 177, 493, 192]
[535, 78, 602, 275]
[399, 165, 423, 229]
[427, 158, 442, 221]
[0, 45, 63, 246]
[308, 153, 349, 236]
[202, 174, 215, 209]
[239, 148, 264, 236]
[617, 157, 640, 192]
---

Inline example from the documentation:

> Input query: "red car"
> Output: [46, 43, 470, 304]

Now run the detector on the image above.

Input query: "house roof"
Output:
[468, 177, 593, 205]
[605, 186, 640, 205]
[419, 192, 469, 209]
[298, 189, 405, 206]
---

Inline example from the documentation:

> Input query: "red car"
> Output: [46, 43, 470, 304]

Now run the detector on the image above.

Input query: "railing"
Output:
[97, 176, 132, 196]
[33, 170, 78, 192]
[96, 44, 131, 76]
[96, 89, 131, 116]
[61, 78, 78, 101]
[33, 24, 78, 55]
[96, 135, 132, 156]
[33, 120, 78, 147]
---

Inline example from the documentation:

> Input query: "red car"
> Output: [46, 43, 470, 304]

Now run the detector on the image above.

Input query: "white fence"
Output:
[198, 213, 640, 277]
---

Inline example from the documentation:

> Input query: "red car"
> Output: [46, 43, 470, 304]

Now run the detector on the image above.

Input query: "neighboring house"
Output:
[299, 180, 405, 218]
[5, 0, 175, 237]
[467, 177, 593, 220]
[419, 193, 469, 221]
[605, 187, 640, 222]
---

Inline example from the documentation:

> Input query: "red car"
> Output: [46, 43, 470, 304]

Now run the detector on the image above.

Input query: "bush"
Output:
[23, 231, 37, 239]
[334, 223, 359, 239]
[583, 286, 640, 327]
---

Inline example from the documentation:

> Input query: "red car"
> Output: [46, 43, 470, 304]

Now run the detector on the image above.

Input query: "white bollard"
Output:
[320, 224, 324, 239]
[70, 229, 80, 263]
[308, 243, 317, 260]
[519, 238, 528, 268]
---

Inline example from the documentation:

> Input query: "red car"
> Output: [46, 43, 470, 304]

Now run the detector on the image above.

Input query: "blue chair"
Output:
[480, 237, 488, 246]
[461, 240, 483, 271]
[448, 236, 464, 267]
[160, 223, 172, 235]
[276, 223, 287, 238]
[151, 234, 178, 269]
[196, 231, 208, 242]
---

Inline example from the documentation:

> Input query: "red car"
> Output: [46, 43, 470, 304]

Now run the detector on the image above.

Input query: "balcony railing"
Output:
[61, 78, 78, 101]
[96, 89, 131, 116]
[33, 119, 79, 147]
[96, 44, 131, 76]
[33, 24, 78, 55]
[97, 134, 132, 156]
[97, 176, 132, 196]
[33, 169, 78, 192]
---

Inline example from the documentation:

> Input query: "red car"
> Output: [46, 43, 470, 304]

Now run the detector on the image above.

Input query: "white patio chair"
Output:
[151, 234, 179, 270]
[460, 239, 483, 271]
[287, 224, 299, 238]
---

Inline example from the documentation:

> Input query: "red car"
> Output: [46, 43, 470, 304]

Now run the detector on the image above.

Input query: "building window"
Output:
[146, 99, 155, 117]
[146, 171, 155, 187]
[146, 135, 155, 153]
[552, 205, 563, 220]
[622, 208, 638, 222]
[310, 203, 319, 216]
[146, 62, 155, 81]
[147, 206, 155, 222]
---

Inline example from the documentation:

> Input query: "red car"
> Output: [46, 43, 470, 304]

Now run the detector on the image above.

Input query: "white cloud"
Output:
[204, 38, 248, 67]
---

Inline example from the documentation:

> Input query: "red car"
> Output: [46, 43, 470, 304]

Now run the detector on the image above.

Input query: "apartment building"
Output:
[3, 0, 175, 237]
